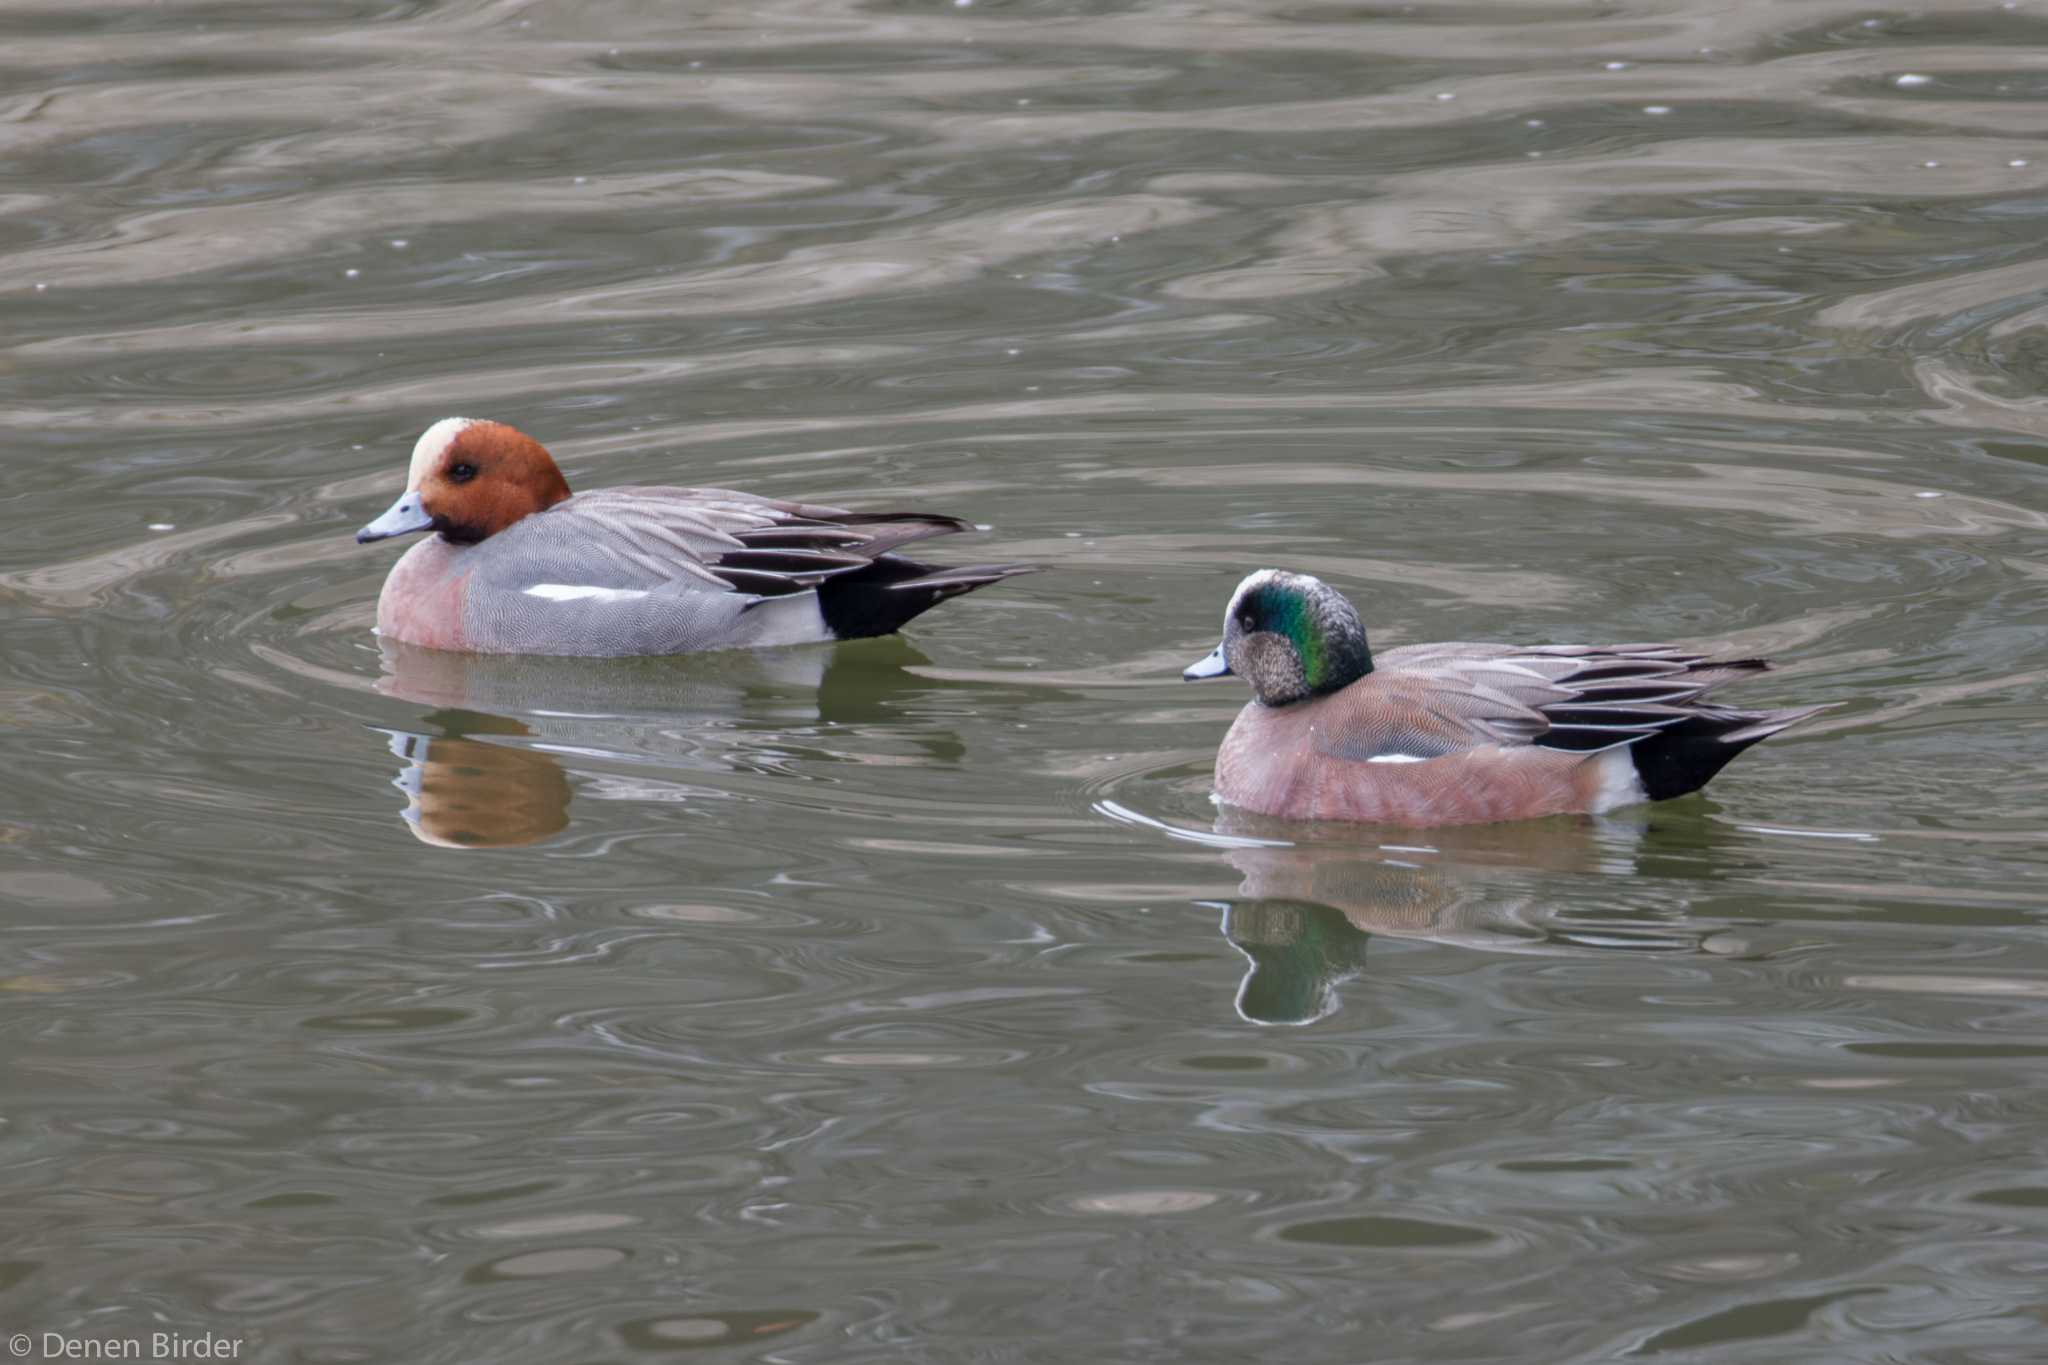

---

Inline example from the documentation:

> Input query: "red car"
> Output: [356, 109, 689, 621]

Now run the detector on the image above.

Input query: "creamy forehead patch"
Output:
[1229, 567, 1321, 613]
[408, 417, 476, 488]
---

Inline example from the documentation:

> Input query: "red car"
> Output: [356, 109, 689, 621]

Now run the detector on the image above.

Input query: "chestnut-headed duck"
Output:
[1183, 569, 1828, 827]
[356, 418, 1031, 656]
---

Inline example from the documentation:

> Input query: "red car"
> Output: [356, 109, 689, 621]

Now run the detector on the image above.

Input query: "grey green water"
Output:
[5, 1, 2048, 1360]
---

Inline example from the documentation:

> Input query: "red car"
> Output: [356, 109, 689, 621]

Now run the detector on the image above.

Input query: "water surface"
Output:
[4, 1, 2048, 1360]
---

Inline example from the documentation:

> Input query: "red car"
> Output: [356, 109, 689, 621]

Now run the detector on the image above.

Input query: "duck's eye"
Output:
[448, 462, 478, 483]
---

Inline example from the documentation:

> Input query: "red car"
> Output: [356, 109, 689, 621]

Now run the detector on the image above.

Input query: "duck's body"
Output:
[358, 419, 1028, 656]
[1187, 572, 1825, 827]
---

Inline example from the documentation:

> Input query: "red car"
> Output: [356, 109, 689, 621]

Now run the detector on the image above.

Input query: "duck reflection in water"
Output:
[1212, 809, 1736, 1025]
[371, 635, 968, 847]
[381, 713, 571, 848]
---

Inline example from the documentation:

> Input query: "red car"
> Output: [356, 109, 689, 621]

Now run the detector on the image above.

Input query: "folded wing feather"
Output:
[519, 488, 974, 599]
[1317, 645, 1773, 761]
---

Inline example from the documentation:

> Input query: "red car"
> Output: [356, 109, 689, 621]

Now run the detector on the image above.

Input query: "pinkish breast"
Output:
[375, 539, 471, 651]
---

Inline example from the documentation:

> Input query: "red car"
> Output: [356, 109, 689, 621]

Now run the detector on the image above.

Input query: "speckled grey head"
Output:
[1182, 569, 1374, 706]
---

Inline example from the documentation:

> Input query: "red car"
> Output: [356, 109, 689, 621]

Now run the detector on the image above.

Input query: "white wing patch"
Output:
[1366, 753, 1428, 764]
[523, 583, 651, 603]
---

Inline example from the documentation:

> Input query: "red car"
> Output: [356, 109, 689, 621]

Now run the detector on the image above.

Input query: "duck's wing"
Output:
[511, 487, 976, 597]
[456, 487, 1025, 655]
[1319, 644, 1775, 760]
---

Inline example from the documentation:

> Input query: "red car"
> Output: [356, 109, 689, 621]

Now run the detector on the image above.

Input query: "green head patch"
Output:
[1221, 570, 1374, 706]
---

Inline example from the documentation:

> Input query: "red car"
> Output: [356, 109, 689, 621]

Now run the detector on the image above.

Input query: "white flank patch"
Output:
[408, 416, 476, 487]
[523, 583, 649, 603]
[1366, 753, 1428, 764]
[1588, 746, 1646, 812]
[741, 594, 831, 647]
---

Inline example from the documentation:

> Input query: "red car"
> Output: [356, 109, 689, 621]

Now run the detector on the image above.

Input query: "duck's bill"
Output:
[1183, 644, 1233, 681]
[357, 490, 434, 543]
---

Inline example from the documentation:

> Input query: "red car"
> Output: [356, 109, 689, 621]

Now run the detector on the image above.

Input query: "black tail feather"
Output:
[1628, 704, 1830, 802]
[815, 556, 1036, 640]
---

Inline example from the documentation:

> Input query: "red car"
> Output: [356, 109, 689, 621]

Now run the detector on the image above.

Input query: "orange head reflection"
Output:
[383, 723, 570, 849]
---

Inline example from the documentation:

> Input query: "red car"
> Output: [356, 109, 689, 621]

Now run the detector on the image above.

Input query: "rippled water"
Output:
[5, 1, 2048, 1360]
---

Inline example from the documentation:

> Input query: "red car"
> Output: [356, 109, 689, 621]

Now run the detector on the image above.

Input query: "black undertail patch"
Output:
[814, 557, 1037, 640]
[1627, 705, 1827, 801]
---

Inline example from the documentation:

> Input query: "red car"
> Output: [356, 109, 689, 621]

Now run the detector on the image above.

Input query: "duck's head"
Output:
[1183, 569, 1373, 706]
[356, 418, 572, 546]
